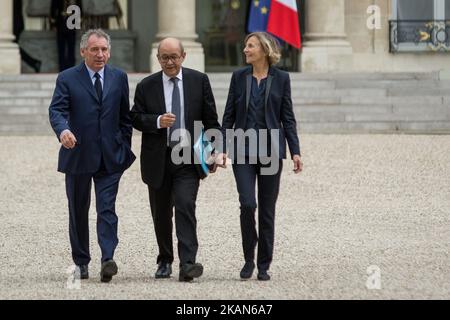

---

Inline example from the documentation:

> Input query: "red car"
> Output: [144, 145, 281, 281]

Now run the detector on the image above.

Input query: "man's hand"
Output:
[293, 155, 303, 174]
[159, 113, 176, 128]
[60, 130, 77, 149]
[214, 153, 227, 169]
[207, 153, 227, 173]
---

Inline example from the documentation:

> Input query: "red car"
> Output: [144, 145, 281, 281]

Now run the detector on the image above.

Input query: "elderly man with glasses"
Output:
[131, 38, 223, 282]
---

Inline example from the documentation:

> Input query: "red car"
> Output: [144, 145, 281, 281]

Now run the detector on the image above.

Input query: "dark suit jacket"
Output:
[222, 66, 301, 159]
[131, 67, 221, 189]
[49, 63, 136, 174]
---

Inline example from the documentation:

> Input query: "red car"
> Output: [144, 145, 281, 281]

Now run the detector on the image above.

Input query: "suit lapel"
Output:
[181, 68, 190, 128]
[102, 65, 114, 102]
[265, 72, 274, 114]
[76, 63, 100, 104]
[245, 73, 252, 113]
[155, 72, 166, 114]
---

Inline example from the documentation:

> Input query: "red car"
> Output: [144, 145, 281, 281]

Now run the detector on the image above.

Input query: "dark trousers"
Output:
[65, 166, 122, 266]
[232, 160, 283, 272]
[57, 29, 76, 72]
[148, 148, 200, 266]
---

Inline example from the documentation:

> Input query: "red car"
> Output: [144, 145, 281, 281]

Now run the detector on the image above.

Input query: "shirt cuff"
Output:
[60, 129, 71, 141]
[157, 115, 162, 129]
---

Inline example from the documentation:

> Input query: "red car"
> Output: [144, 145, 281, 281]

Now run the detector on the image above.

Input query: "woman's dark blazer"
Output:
[222, 66, 301, 160]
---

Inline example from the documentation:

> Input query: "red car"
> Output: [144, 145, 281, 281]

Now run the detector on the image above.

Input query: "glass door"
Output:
[197, 0, 302, 72]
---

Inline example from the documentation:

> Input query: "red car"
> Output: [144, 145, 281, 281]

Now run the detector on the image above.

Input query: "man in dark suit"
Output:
[51, 0, 82, 71]
[131, 37, 222, 282]
[49, 29, 135, 283]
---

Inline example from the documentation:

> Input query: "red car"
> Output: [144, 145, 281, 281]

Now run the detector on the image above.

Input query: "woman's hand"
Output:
[293, 155, 303, 174]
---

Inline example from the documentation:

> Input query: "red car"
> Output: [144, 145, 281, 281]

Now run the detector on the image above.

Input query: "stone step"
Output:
[3, 121, 448, 135]
[1, 71, 450, 134]
[209, 79, 337, 90]
[299, 104, 449, 114]
[0, 104, 47, 115]
[299, 121, 450, 134]
[4, 102, 445, 119]
[0, 124, 53, 135]
[0, 71, 442, 83]
[0, 71, 441, 81]
[335, 79, 450, 89]
[13, 87, 449, 100]
[212, 88, 389, 99]
[206, 71, 440, 81]
[392, 104, 450, 115]
[0, 114, 50, 125]
[0, 98, 44, 107]
[0, 82, 43, 90]
[2, 75, 449, 94]
[0, 96, 445, 109]
[341, 96, 445, 105]
[0, 90, 54, 98]
[388, 87, 450, 97]
[295, 108, 449, 123]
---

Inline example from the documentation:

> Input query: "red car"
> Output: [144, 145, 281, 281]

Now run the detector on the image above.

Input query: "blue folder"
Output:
[193, 130, 213, 176]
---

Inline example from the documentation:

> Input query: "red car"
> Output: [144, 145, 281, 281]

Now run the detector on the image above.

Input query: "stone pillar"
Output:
[0, 0, 20, 74]
[150, 0, 204, 73]
[301, 0, 353, 72]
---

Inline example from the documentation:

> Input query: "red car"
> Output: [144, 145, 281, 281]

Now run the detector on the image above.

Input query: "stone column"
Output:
[150, 0, 205, 73]
[301, 0, 353, 72]
[0, 0, 20, 74]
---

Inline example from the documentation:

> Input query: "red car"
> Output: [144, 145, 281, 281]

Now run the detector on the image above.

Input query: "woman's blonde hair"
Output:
[244, 32, 281, 66]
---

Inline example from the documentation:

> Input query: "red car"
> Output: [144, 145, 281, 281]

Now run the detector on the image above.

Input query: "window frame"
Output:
[390, 0, 449, 52]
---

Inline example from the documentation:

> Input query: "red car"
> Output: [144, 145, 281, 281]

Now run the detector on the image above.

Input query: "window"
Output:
[196, 0, 303, 72]
[397, 0, 433, 20]
[446, 0, 450, 18]
[390, 0, 450, 52]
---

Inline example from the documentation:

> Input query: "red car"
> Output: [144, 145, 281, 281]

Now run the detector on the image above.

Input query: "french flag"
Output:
[267, 0, 301, 49]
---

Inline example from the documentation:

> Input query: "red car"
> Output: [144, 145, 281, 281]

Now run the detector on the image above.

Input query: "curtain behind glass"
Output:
[446, 0, 450, 19]
[398, 0, 434, 20]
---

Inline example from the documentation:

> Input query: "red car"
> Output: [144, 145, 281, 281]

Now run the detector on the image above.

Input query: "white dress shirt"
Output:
[85, 63, 105, 90]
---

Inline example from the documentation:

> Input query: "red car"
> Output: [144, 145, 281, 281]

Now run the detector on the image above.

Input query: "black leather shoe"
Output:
[155, 262, 172, 279]
[100, 259, 118, 283]
[77, 265, 89, 280]
[240, 261, 255, 280]
[179, 263, 203, 282]
[257, 270, 270, 281]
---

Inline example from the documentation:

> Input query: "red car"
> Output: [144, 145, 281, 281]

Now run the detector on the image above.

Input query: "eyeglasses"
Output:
[158, 55, 182, 63]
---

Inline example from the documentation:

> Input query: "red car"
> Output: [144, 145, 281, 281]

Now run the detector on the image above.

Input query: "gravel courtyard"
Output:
[0, 134, 449, 299]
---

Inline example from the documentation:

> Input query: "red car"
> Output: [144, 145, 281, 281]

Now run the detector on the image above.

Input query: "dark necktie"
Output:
[169, 77, 181, 147]
[94, 72, 103, 102]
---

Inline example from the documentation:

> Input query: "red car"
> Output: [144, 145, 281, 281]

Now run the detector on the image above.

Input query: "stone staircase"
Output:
[1, 72, 450, 135]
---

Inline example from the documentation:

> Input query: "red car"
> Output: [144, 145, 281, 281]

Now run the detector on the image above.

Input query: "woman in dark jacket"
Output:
[222, 32, 303, 281]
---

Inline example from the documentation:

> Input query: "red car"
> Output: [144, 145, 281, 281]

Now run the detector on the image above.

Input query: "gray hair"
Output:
[80, 29, 111, 50]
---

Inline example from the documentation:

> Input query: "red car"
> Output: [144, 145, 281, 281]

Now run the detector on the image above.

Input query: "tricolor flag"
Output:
[267, 0, 302, 49]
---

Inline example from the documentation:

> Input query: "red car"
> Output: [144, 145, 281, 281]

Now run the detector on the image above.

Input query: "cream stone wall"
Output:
[301, 0, 353, 72]
[345, 0, 450, 72]
[3, 0, 450, 74]
[0, 0, 20, 74]
[150, 0, 204, 73]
